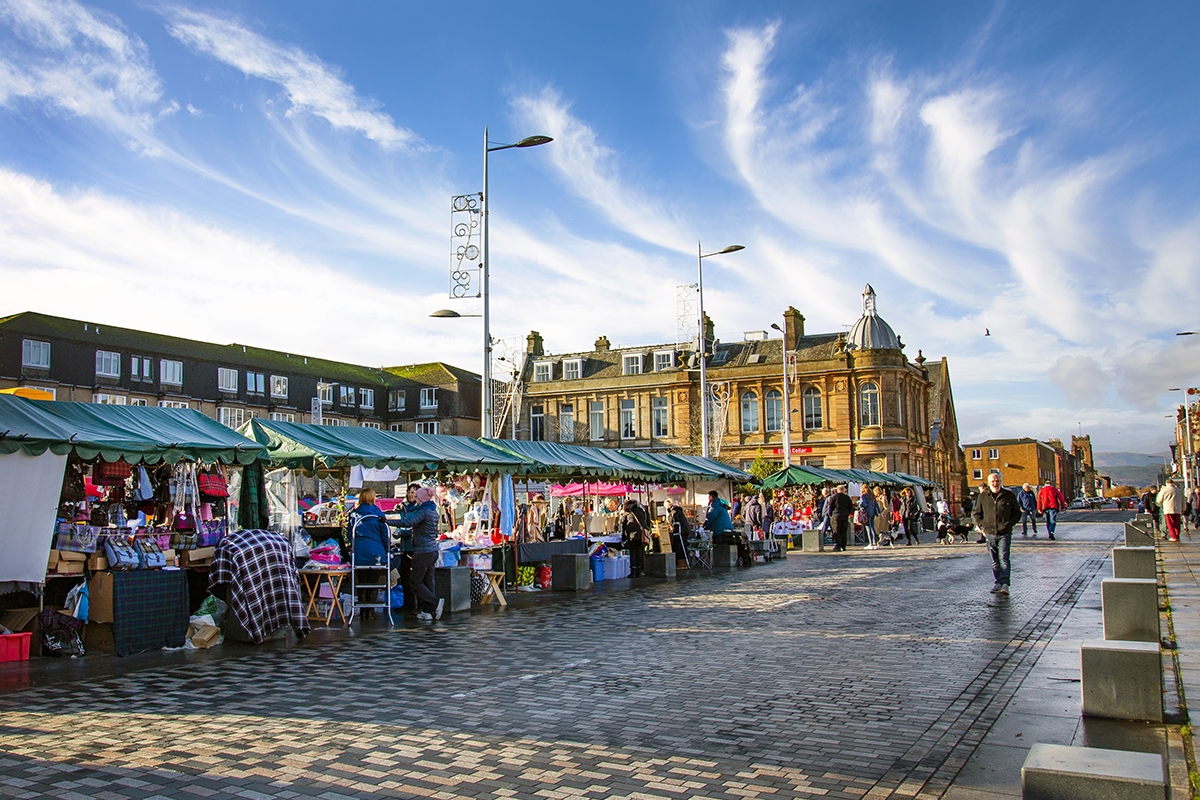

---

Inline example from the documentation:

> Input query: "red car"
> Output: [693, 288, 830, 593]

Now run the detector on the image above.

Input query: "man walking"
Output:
[828, 485, 854, 552]
[1157, 481, 1182, 542]
[1037, 482, 1065, 541]
[973, 473, 1021, 594]
[1017, 483, 1039, 536]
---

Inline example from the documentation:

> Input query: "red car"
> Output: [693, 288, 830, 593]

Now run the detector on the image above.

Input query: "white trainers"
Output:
[434, 598, 445, 620]
[416, 611, 433, 621]
[990, 583, 1001, 593]
[998, 584, 1010, 595]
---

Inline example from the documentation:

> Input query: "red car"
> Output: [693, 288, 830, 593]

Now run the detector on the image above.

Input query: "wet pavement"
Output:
[0, 516, 1192, 799]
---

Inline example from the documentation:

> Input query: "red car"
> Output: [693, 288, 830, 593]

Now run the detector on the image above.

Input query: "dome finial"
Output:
[862, 283, 877, 315]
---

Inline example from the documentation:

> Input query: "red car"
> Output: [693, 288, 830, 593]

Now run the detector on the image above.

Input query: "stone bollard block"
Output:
[801, 530, 824, 552]
[1102, 578, 1160, 643]
[644, 552, 676, 578]
[1080, 639, 1163, 722]
[1021, 743, 1166, 800]
[551, 553, 591, 591]
[775, 538, 788, 558]
[712, 545, 738, 568]
[435, 566, 472, 613]
[1124, 522, 1154, 547]
[1112, 546, 1156, 580]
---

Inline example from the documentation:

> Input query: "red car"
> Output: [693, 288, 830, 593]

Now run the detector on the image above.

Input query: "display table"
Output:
[517, 539, 588, 563]
[299, 568, 350, 625]
[89, 569, 190, 656]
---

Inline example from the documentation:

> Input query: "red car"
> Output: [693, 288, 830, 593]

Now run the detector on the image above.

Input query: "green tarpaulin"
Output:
[388, 431, 536, 475]
[479, 439, 665, 480]
[0, 395, 264, 464]
[242, 419, 445, 472]
[617, 450, 725, 480]
[762, 465, 828, 487]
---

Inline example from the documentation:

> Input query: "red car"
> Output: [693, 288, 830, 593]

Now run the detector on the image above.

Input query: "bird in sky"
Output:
[985, 328, 991, 336]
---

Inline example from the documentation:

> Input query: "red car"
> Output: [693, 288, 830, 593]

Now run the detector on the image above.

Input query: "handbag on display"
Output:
[174, 531, 200, 551]
[103, 535, 140, 570]
[197, 467, 229, 499]
[134, 536, 167, 569]
[132, 466, 155, 502]
[93, 459, 132, 486]
[54, 522, 99, 553]
[60, 458, 87, 502]
[173, 511, 196, 531]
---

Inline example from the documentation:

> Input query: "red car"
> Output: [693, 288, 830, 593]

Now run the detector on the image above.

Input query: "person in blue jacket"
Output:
[348, 489, 402, 619]
[1016, 482, 1039, 536]
[703, 490, 734, 534]
[396, 486, 443, 621]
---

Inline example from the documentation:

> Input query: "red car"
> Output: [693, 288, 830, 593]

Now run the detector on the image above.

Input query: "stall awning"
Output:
[762, 465, 828, 487]
[891, 471, 939, 488]
[478, 439, 663, 480]
[0, 395, 265, 464]
[387, 431, 536, 475]
[243, 418, 443, 472]
[616, 450, 725, 481]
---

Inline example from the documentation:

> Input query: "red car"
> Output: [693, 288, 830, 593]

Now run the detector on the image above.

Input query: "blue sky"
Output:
[2, 0, 1198, 455]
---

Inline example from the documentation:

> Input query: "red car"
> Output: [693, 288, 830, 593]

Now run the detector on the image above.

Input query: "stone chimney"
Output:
[782, 307, 804, 351]
[526, 331, 544, 357]
[594, 335, 610, 352]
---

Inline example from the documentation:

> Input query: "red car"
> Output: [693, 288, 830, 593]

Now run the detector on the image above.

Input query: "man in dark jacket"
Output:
[972, 473, 1022, 594]
[745, 495, 765, 533]
[1016, 483, 1039, 536]
[828, 486, 854, 552]
[397, 487, 443, 621]
[665, 498, 691, 566]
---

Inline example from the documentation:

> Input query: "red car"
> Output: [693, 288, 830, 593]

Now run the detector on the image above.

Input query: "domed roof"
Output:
[846, 284, 900, 350]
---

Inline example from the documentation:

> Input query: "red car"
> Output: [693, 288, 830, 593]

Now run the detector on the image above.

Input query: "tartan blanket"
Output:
[112, 570, 189, 656]
[209, 529, 309, 643]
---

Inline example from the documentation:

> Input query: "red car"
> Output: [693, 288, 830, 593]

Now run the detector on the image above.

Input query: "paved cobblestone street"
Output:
[0, 523, 1123, 800]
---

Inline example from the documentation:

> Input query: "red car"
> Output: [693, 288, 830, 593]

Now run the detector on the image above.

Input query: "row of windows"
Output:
[532, 351, 676, 383]
[970, 448, 1001, 460]
[972, 468, 1002, 480]
[528, 397, 672, 441]
[92, 349, 185, 386]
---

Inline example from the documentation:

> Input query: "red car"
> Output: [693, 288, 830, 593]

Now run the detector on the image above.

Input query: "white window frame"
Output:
[389, 423, 403, 432]
[21, 340, 50, 368]
[420, 388, 437, 409]
[318, 383, 332, 405]
[270, 412, 295, 422]
[652, 397, 669, 438]
[416, 421, 439, 435]
[533, 361, 552, 382]
[389, 389, 406, 411]
[622, 354, 642, 376]
[92, 393, 126, 405]
[562, 358, 582, 380]
[320, 417, 346, 427]
[803, 387, 822, 430]
[247, 372, 264, 394]
[360, 421, 381, 430]
[339, 385, 355, 406]
[358, 387, 374, 409]
[530, 405, 545, 441]
[990, 468, 1001, 475]
[971, 448, 981, 460]
[559, 404, 574, 442]
[158, 400, 190, 409]
[160, 359, 183, 386]
[620, 398, 637, 439]
[218, 368, 238, 393]
[589, 401, 605, 441]
[95, 350, 121, 378]
[765, 389, 783, 433]
[988, 448, 999, 459]
[218, 407, 250, 427]
[972, 469, 983, 480]
[271, 375, 289, 399]
[741, 392, 760, 434]
[653, 350, 674, 372]
[859, 381, 880, 427]
[128, 397, 146, 406]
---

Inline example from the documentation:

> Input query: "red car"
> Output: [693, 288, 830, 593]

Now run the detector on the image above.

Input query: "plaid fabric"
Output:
[197, 470, 229, 498]
[111, 570, 189, 656]
[209, 529, 309, 643]
[93, 459, 131, 486]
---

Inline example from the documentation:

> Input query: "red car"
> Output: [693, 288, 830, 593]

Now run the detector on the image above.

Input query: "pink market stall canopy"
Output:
[548, 482, 633, 497]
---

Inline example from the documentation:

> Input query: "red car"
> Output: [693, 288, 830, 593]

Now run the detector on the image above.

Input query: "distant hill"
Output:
[1099, 464, 1169, 488]
[1094, 452, 1170, 468]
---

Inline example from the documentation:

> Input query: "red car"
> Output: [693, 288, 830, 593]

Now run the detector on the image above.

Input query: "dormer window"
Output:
[653, 350, 674, 372]
[533, 361, 553, 382]
[622, 354, 642, 375]
[563, 358, 582, 380]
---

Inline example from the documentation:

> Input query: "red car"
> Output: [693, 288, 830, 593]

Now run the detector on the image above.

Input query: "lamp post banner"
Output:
[449, 193, 482, 299]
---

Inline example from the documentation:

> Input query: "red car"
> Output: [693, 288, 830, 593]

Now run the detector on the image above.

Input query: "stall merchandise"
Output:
[209, 528, 309, 643]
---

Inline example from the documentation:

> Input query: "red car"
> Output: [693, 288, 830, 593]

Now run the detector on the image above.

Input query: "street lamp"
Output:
[770, 321, 793, 468]
[435, 128, 552, 439]
[697, 242, 744, 458]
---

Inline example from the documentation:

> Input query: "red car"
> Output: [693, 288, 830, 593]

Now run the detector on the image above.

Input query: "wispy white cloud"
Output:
[512, 87, 693, 253]
[0, 0, 171, 150]
[163, 7, 418, 150]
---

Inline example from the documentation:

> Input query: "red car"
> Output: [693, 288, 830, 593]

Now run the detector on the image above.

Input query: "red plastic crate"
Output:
[0, 632, 32, 662]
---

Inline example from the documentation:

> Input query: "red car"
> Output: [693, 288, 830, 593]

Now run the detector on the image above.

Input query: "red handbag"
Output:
[197, 468, 229, 499]
[93, 459, 132, 486]
[173, 512, 196, 531]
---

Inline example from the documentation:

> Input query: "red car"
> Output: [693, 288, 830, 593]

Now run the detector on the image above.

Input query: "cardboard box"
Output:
[88, 572, 114, 623]
[0, 608, 39, 636]
[84, 622, 114, 652]
[47, 549, 60, 570]
[161, 549, 176, 566]
[86, 552, 109, 571]
[55, 561, 85, 574]
[190, 624, 220, 649]
[57, 550, 87, 562]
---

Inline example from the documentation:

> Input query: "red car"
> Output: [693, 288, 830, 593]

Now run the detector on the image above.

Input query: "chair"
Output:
[349, 517, 394, 625]
[688, 529, 713, 570]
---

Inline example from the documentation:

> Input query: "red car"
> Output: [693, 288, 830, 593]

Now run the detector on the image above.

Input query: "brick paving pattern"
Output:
[0, 525, 1118, 799]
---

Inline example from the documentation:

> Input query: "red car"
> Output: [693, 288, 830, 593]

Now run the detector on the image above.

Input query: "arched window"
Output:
[859, 381, 880, 427]
[740, 391, 759, 433]
[765, 389, 783, 432]
[803, 386, 822, 430]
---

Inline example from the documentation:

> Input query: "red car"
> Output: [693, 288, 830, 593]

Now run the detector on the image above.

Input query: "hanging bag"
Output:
[134, 536, 167, 569]
[93, 459, 132, 486]
[103, 535, 140, 570]
[197, 466, 229, 499]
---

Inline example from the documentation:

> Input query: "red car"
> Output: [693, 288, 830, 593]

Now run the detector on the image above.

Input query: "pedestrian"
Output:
[1036, 482, 1065, 541]
[874, 486, 894, 548]
[973, 484, 988, 543]
[745, 493, 766, 536]
[858, 488, 879, 549]
[900, 488, 920, 545]
[828, 485, 854, 552]
[1141, 486, 1160, 533]
[396, 487, 443, 621]
[1157, 481, 1183, 542]
[621, 499, 650, 576]
[1016, 483, 1039, 536]
[972, 472, 1021, 594]
[665, 498, 691, 567]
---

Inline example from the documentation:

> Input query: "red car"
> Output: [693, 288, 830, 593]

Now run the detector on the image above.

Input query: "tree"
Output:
[1110, 484, 1138, 498]
[743, 447, 777, 488]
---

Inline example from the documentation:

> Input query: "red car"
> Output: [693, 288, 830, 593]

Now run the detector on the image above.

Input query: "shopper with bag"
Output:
[621, 499, 650, 577]
[396, 487, 444, 620]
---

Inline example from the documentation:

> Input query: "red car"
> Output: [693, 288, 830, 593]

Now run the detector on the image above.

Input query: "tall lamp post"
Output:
[770, 322, 792, 468]
[433, 128, 551, 439]
[697, 243, 744, 458]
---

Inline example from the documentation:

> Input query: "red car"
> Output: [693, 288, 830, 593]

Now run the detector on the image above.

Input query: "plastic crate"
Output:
[0, 631, 32, 662]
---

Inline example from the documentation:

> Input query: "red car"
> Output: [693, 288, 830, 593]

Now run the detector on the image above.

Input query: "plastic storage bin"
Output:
[0, 631, 32, 662]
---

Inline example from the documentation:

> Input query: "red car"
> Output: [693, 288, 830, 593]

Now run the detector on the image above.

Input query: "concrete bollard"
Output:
[1124, 522, 1154, 547]
[551, 553, 591, 591]
[800, 530, 824, 552]
[434, 566, 472, 613]
[644, 552, 676, 578]
[1112, 546, 1156, 580]
[1080, 639, 1163, 722]
[1021, 743, 1166, 800]
[775, 538, 788, 558]
[1102, 578, 1160, 643]
[712, 545, 738, 568]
